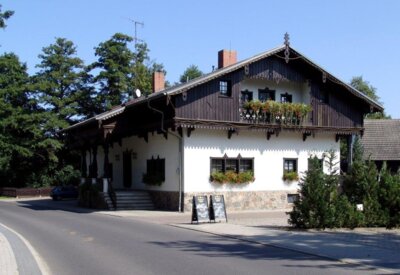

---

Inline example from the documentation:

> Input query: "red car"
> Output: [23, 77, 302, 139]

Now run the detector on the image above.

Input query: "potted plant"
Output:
[283, 171, 299, 182]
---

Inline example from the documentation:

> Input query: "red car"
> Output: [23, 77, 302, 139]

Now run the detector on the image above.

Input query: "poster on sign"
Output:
[191, 195, 210, 223]
[209, 195, 227, 222]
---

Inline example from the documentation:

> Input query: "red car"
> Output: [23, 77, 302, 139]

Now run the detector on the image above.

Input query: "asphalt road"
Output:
[0, 199, 378, 275]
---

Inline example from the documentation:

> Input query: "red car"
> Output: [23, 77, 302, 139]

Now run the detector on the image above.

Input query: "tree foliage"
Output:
[0, 53, 63, 187]
[34, 38, 91, 126]
[179, 64, 203, 83]
[350, 76, 390, 119]
[88, 34, 166, 111]
[0, 5, 14, 29]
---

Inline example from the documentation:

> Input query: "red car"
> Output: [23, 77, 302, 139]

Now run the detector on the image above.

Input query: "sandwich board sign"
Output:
[209, 195, 227, 222]
[191, 195, 210, 223]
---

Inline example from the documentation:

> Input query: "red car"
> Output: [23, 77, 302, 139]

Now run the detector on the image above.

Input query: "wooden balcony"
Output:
[239, 100, 312, 127]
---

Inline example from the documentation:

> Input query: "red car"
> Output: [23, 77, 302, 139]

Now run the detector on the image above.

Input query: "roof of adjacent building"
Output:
[361, 119, 400, 161]
[65, 45, 384, 131]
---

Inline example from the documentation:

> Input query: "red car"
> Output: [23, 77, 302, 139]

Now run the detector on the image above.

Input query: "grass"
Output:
[0, 196, 12, 199]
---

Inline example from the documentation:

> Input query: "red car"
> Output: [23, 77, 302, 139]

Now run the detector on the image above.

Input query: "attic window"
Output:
[219, 80, 232, 97]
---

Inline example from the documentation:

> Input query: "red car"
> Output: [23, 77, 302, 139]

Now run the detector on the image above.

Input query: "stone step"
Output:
[103, 191, 155, 211]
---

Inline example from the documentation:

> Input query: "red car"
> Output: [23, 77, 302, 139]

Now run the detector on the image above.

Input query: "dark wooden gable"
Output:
[174, 52, 372, 130]
[175, 70, 243, 122]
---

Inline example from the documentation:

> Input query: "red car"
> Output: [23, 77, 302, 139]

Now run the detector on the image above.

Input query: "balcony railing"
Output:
[239, 100, 312, 126]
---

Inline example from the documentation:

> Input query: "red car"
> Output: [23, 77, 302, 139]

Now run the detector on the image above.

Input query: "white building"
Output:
[66, 41, 382, 211]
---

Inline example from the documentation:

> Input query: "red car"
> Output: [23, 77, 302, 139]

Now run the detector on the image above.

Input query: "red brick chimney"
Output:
[152, 71, 165, 93]
[218, 49, 237, 69]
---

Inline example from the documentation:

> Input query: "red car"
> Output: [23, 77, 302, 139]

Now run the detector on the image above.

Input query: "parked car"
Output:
[50, 186, 78, 201]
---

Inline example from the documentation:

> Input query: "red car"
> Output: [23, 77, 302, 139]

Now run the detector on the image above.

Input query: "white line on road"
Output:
[0, 222, 50, 275]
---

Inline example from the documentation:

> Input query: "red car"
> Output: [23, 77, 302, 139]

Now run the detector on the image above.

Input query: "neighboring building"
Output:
[361, 119, 400, 172]
[65, 40, 382, 212]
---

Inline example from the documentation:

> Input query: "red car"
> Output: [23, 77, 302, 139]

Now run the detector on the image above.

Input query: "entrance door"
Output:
[123, 151, 132, 188]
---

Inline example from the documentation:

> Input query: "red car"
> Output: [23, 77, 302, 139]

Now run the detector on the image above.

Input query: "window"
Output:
[280, 93, 292, 103]
[241, 90, 253, 102]
[287, 194, 299, 203]
[146, 156, 165, 181]
[219, 80, 231, 97]
[210, 156, 254, 173]
[239, 159, 253, 172]
[284, 158, 297, 173]
[258, 88, 275, 102]
[320, 90, 329, 104]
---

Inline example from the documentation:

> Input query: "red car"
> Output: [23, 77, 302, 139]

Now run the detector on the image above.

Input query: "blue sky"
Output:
[1, 1, 399, 118]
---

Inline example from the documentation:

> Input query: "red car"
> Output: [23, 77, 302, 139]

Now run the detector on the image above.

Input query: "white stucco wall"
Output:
[96, 133, 180, 191]
[183, 128, 339, 193]
[241, 79, 310, 104]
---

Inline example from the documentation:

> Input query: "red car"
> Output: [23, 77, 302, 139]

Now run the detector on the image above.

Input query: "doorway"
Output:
[123, 150, 132, 188]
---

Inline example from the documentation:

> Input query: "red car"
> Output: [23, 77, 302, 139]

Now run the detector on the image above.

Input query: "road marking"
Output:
[0, 231, 18, 275]
[0, 223, 51, 275]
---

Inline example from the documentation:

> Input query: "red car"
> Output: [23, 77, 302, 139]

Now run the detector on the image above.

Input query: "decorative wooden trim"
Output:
[178, 127, 183, 138]
[174, 117, 364, 135]
[303, 132, 311, 142]
[187, 127, 194, 138]
[228, 129, 236, 139]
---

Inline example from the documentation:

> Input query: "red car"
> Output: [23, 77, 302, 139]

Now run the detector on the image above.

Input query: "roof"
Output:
[65, 45, 383, 132]
[361, 119, 400, 161]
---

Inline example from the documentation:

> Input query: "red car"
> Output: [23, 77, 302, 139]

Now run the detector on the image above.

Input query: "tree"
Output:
[131, 42, 166, 96]
[0, 5, 14, 29]
[0, 53, 63, 187]
[179, 65, 203, 83]
[88, 33, 135, 111]
[33, 38, 91, 127]
[350, 76, 390, 119]
[89, 35, 167, 111]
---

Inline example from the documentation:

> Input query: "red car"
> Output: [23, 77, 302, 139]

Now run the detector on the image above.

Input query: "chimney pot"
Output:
[152, 71, 165, 93]
[218, 49, 237, 69]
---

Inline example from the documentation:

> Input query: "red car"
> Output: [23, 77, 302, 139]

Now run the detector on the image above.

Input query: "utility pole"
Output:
[127, 18, 144, 46]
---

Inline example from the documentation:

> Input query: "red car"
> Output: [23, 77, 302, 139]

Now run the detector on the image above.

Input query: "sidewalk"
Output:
[101, 209, 400, 274]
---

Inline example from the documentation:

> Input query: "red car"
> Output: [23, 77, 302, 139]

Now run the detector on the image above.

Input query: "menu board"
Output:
[209, 195, 227, 222]
[191, 195, 210, 223]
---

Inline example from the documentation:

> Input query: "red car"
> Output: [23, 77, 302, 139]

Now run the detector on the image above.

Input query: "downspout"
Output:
[147, 97, 184, 212]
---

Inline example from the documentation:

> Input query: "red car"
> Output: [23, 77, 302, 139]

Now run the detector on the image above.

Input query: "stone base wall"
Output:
[183, 190, 296, 212]
[148, 190, 180, 211]
[146, 190, 297, 212]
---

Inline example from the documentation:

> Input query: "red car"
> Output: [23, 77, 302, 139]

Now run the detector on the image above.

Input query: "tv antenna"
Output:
[127, 18, 144, 46]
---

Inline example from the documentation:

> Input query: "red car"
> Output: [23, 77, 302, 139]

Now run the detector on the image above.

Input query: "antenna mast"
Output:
[127, 18, 144, 46]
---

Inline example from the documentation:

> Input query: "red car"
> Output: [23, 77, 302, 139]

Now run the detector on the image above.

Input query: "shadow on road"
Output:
[149, 236, 379, 274]
[15, 198, 98, 214]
